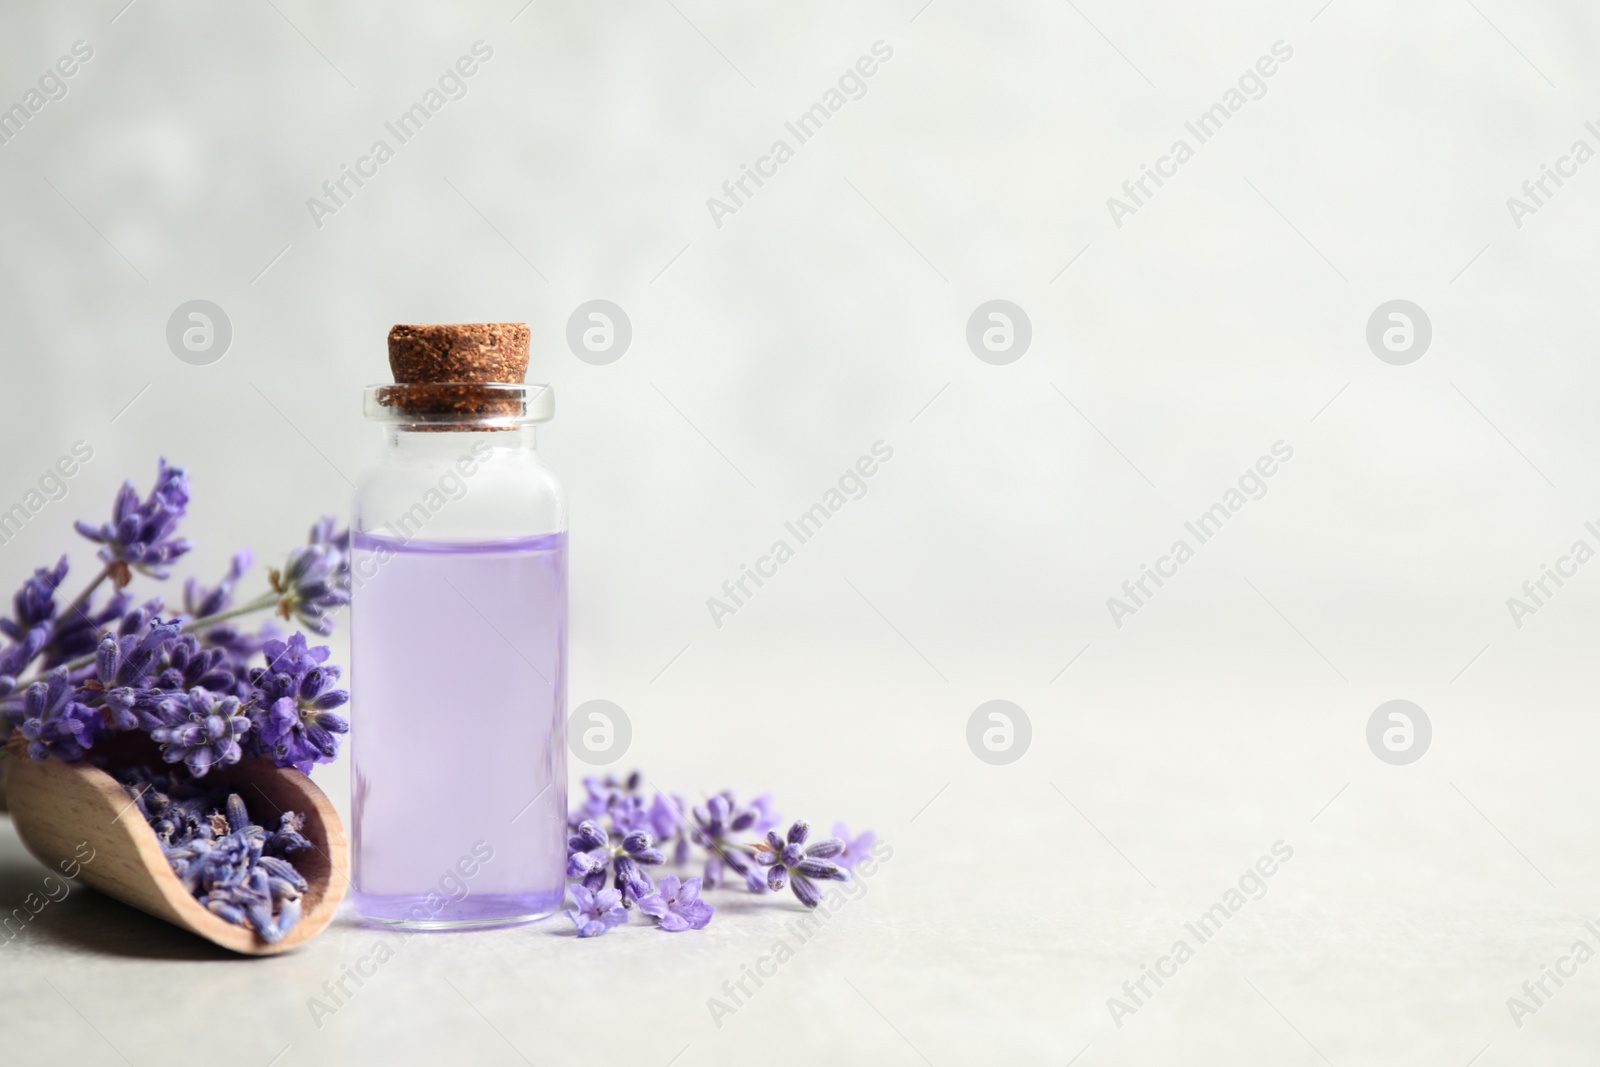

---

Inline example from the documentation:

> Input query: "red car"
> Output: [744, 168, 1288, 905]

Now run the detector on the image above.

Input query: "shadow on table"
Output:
[0, 848, 237, 961]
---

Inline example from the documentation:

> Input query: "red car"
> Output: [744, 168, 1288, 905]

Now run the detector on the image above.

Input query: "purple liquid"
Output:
[350, 532, 567, 926]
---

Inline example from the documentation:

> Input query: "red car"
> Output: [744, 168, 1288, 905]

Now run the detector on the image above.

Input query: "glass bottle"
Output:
[350, 382, 566, 927]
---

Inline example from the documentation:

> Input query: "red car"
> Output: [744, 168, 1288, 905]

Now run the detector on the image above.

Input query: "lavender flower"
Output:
[97, 618, 181, 686]
[638, 875, 714, 932]
[748, 793, 782, 834]
[15, 669, 103, 760]
[832, 822, 878, 873]
[692, 795, 765, 892]
[2, 557, 68, 641]
[114, 597, 167, 639]
[574, 771, 649, 832]
[565, 819, 664, 904]
[270, 545, 349, 637]
[307, 517, 351, 595]
[181, 551, 279, 662]
[202, 620, 282, 669]
[2, 555, 139, 670]
[184, 550, 253, 620]
[152, 634, 236, 693]
[566, 884, 628, 938]
[0, 559, 79, 678]
[74, 459, 192, 587]
[247, 634, 350, 773]
[615, 830, 666, 903]
[88, 619, 185, 732]
[566, 819, 610, 881]
[755, 820, 850, 908]
[0, 626, 49, 689]
[148, 688, 252, 777]
[43, 589, 133, 670]
[649, 792, 692, 866]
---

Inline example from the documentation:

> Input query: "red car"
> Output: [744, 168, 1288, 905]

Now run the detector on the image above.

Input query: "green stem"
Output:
[183, 591, 282, 633]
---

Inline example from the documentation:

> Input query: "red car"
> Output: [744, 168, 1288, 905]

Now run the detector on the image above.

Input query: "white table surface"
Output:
[3, 629, 1597, 1067]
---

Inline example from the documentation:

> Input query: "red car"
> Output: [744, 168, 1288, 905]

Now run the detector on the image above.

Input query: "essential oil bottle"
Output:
[350, 323, 566, 927]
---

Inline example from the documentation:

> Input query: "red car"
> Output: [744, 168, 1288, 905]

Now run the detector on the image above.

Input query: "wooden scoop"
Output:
[2, 739, 348, 956]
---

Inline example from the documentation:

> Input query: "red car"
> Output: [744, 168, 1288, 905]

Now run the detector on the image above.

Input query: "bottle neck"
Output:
[381, 425, 539, 454]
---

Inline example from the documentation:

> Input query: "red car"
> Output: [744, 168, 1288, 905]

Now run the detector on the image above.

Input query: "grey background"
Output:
[4, 1, 1600, 1064]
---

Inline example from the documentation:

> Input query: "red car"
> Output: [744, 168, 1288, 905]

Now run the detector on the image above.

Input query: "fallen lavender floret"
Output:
[638, 875, 714, 932]
[113, 765, 312, 943]
[566, 884, 628, 938]
[832, 822, 877, 874]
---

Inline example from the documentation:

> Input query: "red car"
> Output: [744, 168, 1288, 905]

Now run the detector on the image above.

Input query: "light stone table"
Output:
[2, 631, 1597, 1066]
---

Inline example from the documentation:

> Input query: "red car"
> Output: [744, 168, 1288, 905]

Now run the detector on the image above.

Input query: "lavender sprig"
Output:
[0, 460, 351, 780]
[566, 819, 665, 905]
[563, 772, 876, 936]
[692, 795, 766, 893]
[753, 820, 851, 907]
[73, 458, 192, 587]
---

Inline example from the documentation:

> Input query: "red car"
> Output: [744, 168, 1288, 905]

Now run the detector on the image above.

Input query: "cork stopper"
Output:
[378, 323, 531, 428]
[387, 323, 530, 385]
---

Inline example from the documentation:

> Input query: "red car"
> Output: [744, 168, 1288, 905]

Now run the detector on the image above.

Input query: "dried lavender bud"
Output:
[796, 858, 848, 881]
[570, 821, 608, 852]
[112, 766, 311, 945]
[276, 896, 303, 938]
[208, 899, 246, 925]
[790, 874, 825, 909]
[259, 856, 308, 893]
[802, 836, 845, 860]
[566, 850, 605, 880]
[95, 635, 119, 682]
[264, 812, 312, 857]
[614, 855, 651, 904]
